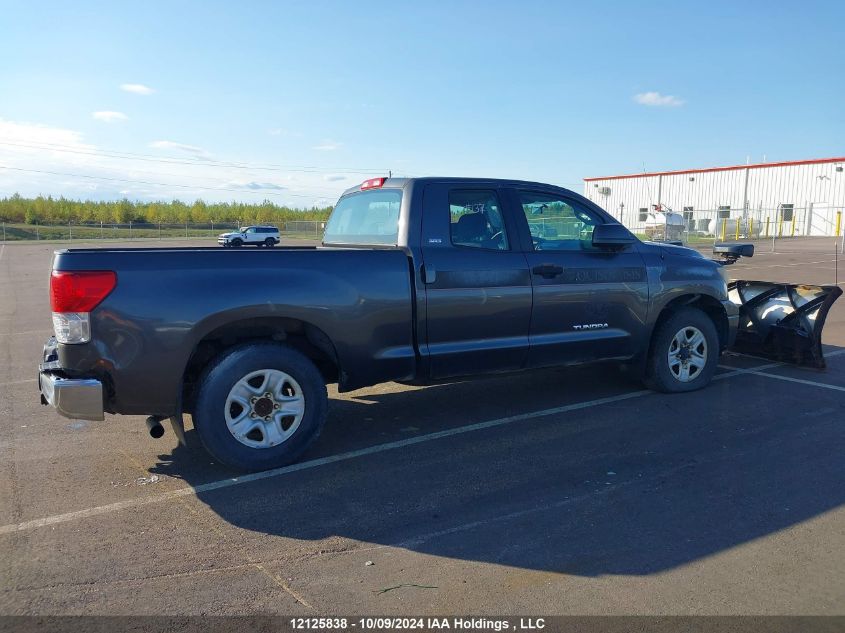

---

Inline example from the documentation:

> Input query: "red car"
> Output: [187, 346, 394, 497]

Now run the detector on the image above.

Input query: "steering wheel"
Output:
[532, 235, 545, 250]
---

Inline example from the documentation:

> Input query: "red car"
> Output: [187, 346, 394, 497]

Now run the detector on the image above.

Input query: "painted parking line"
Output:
[0, 388, 658, 535]
[717, 361, 781, 374]
[0, 330, 53, 337]
[749, 371, 845, 393]
[718, 349, 845, 374]
[765, 259, 838, 268]
[0, 379, 37, 387]
[0, 356, 837, 536]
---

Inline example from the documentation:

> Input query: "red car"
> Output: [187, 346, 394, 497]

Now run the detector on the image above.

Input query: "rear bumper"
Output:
[38, 336, 105, 421]
[39, 371, 105, 421]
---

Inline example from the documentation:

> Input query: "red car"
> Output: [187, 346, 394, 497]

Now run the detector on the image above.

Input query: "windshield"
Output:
[323, 189, 402, 245]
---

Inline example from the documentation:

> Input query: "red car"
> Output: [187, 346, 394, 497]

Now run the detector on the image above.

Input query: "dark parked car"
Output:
[40, 177, 835, 471]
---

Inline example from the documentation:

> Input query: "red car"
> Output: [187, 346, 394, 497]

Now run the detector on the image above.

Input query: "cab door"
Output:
[242, 227, 258, 244]
[509, 189, 650, 367]
[420, 183, 532, 379]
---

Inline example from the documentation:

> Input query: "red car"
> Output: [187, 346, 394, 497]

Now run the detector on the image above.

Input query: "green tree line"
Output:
[0, 193, 333, 225]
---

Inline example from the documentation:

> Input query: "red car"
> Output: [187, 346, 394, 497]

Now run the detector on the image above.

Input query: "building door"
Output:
[808, 203, 833, 236]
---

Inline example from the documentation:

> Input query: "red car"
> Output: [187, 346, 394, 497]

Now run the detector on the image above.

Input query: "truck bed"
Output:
[51, 246, 417, 415]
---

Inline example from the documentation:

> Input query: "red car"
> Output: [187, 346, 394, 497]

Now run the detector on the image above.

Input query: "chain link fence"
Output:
[617, 206, 844, 253]
[283, 220, 326, 239]
[0, 221, 328, 243]
[2, 213, 841, 254]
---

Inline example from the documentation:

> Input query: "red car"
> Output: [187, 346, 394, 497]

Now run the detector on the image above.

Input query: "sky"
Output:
[0, 0, 843, 207]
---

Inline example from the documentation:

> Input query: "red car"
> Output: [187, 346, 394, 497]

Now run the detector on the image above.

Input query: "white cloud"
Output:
[0, 117, 340, 205]
[323, 175, 347, 182]
[226, 181, 287, 191]
[633, 91, 685, 107]
[312, 139, 342, 151]
[121, 83, 155, 95]
[268, 128, 303, 139]
[92, 111, 128, 123]
[149, 140, 211, 158]
[0, 117, 90, 148]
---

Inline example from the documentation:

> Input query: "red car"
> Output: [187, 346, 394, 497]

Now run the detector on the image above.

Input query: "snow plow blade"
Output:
[728, 281, 842, 368]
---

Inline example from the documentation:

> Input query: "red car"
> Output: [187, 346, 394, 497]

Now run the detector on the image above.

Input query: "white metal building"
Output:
[583, 157, 845, 237]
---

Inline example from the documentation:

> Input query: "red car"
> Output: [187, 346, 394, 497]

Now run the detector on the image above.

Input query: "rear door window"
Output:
[449, 190, 509, 251]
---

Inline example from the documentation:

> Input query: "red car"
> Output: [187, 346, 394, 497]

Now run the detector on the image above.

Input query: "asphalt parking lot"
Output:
[1, 237, 843, 615]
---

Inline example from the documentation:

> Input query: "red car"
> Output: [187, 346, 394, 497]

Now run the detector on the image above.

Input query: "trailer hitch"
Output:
[728, 280, 842, 368]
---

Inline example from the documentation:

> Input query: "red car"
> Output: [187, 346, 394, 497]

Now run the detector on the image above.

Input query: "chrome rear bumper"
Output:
[39, 371, 105, 421]
[39, 336, 104, 421]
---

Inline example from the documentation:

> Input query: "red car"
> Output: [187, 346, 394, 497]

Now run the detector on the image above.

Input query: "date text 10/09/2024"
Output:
[289, 618, 546, 631]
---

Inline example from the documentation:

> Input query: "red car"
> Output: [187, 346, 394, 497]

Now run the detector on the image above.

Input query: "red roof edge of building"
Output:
[583, 156, 845, 182]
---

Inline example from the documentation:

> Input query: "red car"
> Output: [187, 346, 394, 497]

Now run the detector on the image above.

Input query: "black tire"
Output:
[644, 307, 719, 393]
[193, 342, 328, 471]
[264, 238, 275, 248]
[231, 238, 243, 247]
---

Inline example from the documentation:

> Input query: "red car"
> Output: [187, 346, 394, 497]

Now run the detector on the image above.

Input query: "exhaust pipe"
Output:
[145, 416, 165, 439]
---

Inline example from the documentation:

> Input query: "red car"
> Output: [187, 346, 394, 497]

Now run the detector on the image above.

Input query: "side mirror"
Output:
[592, 223, 636, 249]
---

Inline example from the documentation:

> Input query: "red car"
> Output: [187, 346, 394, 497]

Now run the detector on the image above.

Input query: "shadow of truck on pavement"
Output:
[149, 356, 845, 577]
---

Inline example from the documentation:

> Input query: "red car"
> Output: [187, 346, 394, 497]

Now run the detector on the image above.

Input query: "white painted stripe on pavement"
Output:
[0, 388, 658, 535]
[717, 361, 781, 374]
[0, 330, 53, 337]
[0, 379, 37, 387]
[717, 349, 845, 374]
[2, 352, 840, 536]
[750, 371, 845, 393]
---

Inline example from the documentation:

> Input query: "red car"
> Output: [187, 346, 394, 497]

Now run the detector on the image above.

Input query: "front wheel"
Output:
[193, 343, 328, 471]
[644, 307, 719, 393]
[230, 238, 243, 248]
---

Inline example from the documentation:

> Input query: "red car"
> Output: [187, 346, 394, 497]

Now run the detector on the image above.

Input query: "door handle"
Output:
[532, 263, 564, 279]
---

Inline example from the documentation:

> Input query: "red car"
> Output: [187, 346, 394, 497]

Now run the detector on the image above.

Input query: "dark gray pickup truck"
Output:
[39, 177, 840, 470]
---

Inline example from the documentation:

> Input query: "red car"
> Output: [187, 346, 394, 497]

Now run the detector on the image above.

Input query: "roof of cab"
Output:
[339, 177, 577, 198]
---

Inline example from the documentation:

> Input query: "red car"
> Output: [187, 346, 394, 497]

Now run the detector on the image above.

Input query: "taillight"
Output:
[50, 271, 116, 344]
[360, 177, 387, 190]
[50, 271, 116, 312]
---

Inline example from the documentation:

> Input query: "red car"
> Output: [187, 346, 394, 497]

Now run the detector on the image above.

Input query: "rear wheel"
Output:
[644, 307, 718, 393]
[193, 343, 328, 471]
[264, 238, 275, 248]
